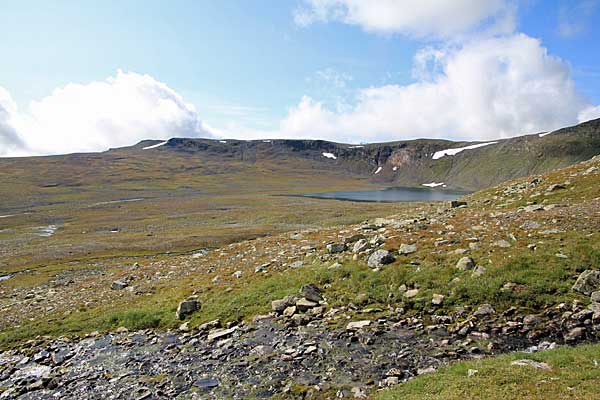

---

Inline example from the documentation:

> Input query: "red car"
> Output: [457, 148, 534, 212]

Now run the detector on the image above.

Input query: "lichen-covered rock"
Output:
[368, 250, 395, 269]
[572, 270, 600, 296]
[176, 296, 200, 320]
[456, 257, 475, 270]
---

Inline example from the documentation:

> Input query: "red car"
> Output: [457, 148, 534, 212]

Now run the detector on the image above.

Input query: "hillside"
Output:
[0, 149, 598, 398]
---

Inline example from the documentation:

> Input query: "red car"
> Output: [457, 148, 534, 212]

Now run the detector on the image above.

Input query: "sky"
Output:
[1, 0, 599, 156]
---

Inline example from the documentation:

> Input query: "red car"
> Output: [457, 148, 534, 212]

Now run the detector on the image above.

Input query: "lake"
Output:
[301, 187, 470, 203]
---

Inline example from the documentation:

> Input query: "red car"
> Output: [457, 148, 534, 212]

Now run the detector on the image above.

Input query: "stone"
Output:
[344, 234, 366, 244]
[572, 270, 600, 296]
[511, 359, 552, 371]
[296, 298, 318, 312]
[368, 250, 395, 269]
[326, 243, 347, 254]
[301, 284, 323, 302]
[591, 291, 600, 303]
[232, 270, 242, 279]
[351, 387, 368, 398]
[432, 294, 445, 305]
[207, 327, 237, 341]
[176, 297, 200, 320]
[493, 239, 512, 248]
[547, 183, 566, 192]
[473, 304, 495, 317]
[451, 200, 467, 208]
[111, 280, 128, 290]
[353, 239, 370, 253]
[471, 265, 486, 277]
[271, 295, 296, 313]
[565, 327, 586, 342]
[194, 377, 219, 389]
[404, 289, 419, 299]
[524, 204, 544, 212]
[456, 257, 475, 270]
[289, 261, 304, 269]
[467, 369, 479, 377]
[398, 243, 417, 255]
[283, 306, 296, 317]
[346, 320, 371, 331]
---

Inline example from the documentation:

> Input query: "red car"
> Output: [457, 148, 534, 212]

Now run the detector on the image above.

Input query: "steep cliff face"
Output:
[138, 118, 599, 191]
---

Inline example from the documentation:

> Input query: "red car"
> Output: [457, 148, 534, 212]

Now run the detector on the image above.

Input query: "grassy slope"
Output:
[378, 343, 600, 400]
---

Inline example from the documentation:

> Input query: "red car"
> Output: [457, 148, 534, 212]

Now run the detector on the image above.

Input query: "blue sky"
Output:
[1, 0, 599, 156]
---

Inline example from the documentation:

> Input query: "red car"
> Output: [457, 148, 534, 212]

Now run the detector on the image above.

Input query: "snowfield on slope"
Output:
[432, 142, 498, 160]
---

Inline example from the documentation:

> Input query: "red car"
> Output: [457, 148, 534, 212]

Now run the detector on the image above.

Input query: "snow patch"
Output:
[393, 166, 398, 171]
[349, 145, 364, 148]
[422, 182, 445, 188]
[219, 140, 227, 144]
[143, 140, 168, 150]
[374, 167, 382, 174]
[0, 214, 15, 219]
[34, 225, 57, 237]
[322, 152, 337, 160]
[262, 140, 272, 143]
[538, 131, 554, 137]
[432, 142, 498, 160]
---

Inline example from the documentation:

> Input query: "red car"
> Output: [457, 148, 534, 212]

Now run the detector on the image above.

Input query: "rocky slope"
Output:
[0, 154, 598, 399]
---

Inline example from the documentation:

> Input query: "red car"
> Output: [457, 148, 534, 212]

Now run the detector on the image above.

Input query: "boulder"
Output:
[326, 243, 347, 254]
[572, 270, 600, 296]
[271, 295, 296, 313]
[346, 320, 371, 331]
[368, 250, 395, 269]
[473, 304, 495, 317]
[300, 284, 323, 302]
[296, 298, 318, 312]
[398, 243, 417, 255]
[111, 280, 128, 290]
[404, 289, 419, 299]
[456, 257, 475, 270]
[591, 291, 600, 303]
[353, 239, 370, 254]
[344, 234, 366, 244]
[511, 359, 551, 371]
[176, 296, 200, 320]
[432, 294, 445, 305]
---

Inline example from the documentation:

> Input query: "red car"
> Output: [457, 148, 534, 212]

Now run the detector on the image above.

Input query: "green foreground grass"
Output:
[377, 343, 600, 400]
[1, 235, 597, 347]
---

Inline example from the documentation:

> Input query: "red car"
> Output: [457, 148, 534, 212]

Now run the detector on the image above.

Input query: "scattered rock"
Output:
[493, 240, 512, 248]
[524, 204, 544, 212]
[473, 304, 495, 317]
[176, 296, 200, 320]
[467, 369, 478, 377]
[511, 359, 552, 371]
[572, 270, 600, 296]
[368, 250, 395, 269]
[272, 296, 296, 313]
[353, 239, 370, 253]
[404, 289, 419, 299]
[471, 265, 486, 277]
[327, 243, 347, 254]
[346, 320, 371, 331]
[432, 294, 444, 305]
[301, 284, 323, 302]
[111, 280, 128, 290]
[451, 200, 467, 208]
[296, 298, 318, 312]
[456, 257, 475, 271]
[398, 243, 417, 255]
[565, 327, 586, 342]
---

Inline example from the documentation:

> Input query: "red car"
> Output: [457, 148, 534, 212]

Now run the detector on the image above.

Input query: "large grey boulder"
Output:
[572, 270, 600, 296]
[368, 250, 395, 269]
[271, 295, 296, 313]
[176, 296, 200, 320]
[300, 284, 323, 302]
[326, 243, 347, 254]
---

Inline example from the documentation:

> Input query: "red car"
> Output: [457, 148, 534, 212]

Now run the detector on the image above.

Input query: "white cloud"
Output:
[278, 34, 591, 142]
[1, 70, 212, 157]
[0, 87, 29, 157]
[294, 0, 515, 38]
[578, 105, 600, 123]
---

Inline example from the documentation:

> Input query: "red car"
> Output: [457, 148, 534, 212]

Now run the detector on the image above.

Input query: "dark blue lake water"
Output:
[301, 187, 469, 203]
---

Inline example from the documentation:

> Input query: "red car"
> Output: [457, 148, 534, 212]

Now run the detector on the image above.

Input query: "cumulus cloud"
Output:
[294, 0, 515, 38]
[1, 70, 212, 157]
[278, 34, 591, 142]
[0, 87, 29, 157]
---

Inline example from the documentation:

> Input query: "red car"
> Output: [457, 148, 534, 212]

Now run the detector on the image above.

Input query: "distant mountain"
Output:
[135, 118, 600, 190]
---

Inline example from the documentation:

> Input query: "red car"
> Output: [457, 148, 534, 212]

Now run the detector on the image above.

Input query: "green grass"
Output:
[377, 343, 600, 400]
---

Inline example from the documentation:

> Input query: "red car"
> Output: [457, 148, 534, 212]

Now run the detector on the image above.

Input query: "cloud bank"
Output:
[279, 34, 591, 142]
[0, 71, 212, 157]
